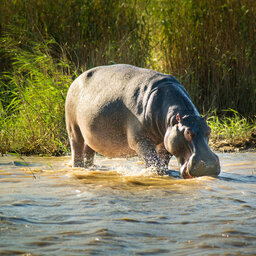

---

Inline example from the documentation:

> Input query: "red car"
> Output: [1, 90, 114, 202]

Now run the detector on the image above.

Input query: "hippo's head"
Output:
[164, 114, 220, 178]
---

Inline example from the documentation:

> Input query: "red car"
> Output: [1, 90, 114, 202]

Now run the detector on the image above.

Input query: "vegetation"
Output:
[149, 0, 256, 113]
[0, 0, 255, 155]
[0, 36, 73, 155]
[208, 109, 256, 152]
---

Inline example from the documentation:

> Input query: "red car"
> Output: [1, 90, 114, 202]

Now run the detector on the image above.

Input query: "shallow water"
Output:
[0, 153, 255, 255]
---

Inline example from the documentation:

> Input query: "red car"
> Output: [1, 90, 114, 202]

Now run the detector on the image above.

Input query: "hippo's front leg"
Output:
[135, 138, 160, 167]
[157, 143, 172, 169]
[128, 132, 165, 174]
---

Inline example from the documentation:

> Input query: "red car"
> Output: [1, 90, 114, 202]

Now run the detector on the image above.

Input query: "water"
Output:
[0, 153, 255, 255]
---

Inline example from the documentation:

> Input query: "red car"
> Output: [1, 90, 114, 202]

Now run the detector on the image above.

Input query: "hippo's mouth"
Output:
[180, 156, 221, 179]
[180, 163, 193, 179]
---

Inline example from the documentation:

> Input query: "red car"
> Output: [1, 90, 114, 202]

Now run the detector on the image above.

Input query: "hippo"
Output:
[65, 64, 220, 178]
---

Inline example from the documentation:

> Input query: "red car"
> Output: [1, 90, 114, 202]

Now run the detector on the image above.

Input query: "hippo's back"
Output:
[66, 64, 175, 123]
[70, 64, 164, 101]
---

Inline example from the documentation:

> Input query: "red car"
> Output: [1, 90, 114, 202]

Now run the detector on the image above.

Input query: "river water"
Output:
[0, 153, 255, 255]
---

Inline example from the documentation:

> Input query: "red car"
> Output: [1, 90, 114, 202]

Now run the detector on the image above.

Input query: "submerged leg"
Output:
[70, 138, 85, 167]
[128, 133, 166, 174]
[157, 143, 172, 169]
[84, 144, 95, 167]
[134, 138, 161, 168]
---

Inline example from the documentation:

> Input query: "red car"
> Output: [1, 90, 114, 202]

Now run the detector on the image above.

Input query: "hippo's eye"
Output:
[186, 128, 194, 136]
[184, 128, 194, 142]
[206, 129, 211, 137]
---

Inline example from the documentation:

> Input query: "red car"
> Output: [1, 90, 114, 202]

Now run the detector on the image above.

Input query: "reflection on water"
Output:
[0, 153, 255, 255]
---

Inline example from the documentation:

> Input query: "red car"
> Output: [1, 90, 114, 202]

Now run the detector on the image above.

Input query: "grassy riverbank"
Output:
[0, 37, 71, 156]
[1, 111, 255, 156]
[0, 37, 255, 155]
[208, 110, 256, 152]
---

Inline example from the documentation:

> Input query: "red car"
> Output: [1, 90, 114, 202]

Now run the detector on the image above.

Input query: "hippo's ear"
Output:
[176, 113, 181, 123]
[170, 113, 182, 126]
[203, 114, 208, 120]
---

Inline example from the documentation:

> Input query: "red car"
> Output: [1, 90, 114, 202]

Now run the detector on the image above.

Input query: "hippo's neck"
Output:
[145, 81, 199, 140]
[165, 106, 199, 129]
[155, 87, 200, 136]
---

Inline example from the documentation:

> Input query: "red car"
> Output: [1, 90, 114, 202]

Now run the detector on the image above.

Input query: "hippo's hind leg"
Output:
[84, 144, 95, 168]
[67, 124, 95, 168]
[68, 124, 85, 167]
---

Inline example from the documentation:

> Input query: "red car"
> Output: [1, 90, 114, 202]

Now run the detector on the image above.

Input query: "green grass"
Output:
[0, 36, 73, 155]
[208, 109, 256, 151]
[147, 0, 256, 116]
[1, 0, 255, 116]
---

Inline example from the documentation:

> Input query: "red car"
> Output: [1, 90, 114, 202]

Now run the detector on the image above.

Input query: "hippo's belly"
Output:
[82, 130, 136, 158]
[77, 100, 137, 157]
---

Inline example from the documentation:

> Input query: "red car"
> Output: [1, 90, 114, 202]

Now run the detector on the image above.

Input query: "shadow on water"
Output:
[0, 161, 43, 167]
[170, 169, 256, 185]
[0, 161, 28, 166]
[165, 169, 181, 178]
[155, 168, 256, 185]
[218, 172, 256, 185]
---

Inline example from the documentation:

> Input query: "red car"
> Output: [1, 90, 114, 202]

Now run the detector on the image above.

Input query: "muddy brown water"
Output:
[0, 153, 255, 255]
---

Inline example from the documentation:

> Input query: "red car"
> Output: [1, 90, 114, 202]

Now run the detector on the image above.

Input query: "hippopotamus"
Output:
[65, 64, 220, 178]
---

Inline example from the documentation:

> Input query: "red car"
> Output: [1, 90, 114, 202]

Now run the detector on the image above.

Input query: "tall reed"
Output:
[149, 0, 256, 115]
[0, 0, 150, 69]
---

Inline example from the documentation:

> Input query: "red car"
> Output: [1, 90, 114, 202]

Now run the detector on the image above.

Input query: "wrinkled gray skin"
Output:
[65, 64, 220, 178]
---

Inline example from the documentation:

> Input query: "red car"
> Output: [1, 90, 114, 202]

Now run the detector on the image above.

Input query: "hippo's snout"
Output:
[181, 153, 220, 179]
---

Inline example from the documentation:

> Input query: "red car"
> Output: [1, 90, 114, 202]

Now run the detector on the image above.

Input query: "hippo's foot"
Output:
[156, 167, 169, 176]
[83, 145, 95, 168]
[73, 159, 85, 168]
[146, 165, 169, 176]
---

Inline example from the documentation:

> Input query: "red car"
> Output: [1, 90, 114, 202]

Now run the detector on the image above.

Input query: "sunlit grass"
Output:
[0, 36, 73, 155]
[208, 109, 256, 151]
[149, 0, 256, 115]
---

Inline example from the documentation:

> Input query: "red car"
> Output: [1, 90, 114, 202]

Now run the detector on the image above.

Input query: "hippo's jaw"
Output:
[180, 162, 193, 179]
[180, 153, 221, 179]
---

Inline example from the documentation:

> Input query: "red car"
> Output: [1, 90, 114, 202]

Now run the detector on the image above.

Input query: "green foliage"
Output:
[0, 0, 149, 69]
[0, 35, 73, 155]
[208, 109, 256, 149]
